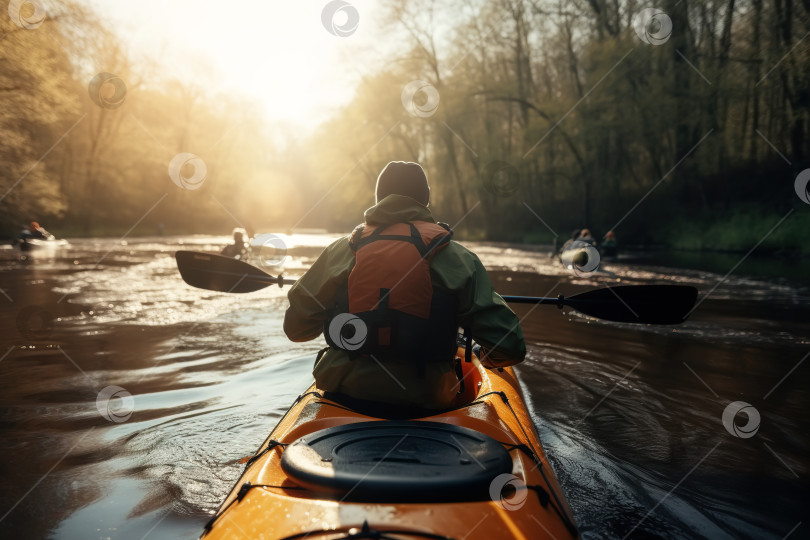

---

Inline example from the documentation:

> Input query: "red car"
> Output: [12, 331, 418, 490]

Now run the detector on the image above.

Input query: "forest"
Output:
[1, 0, 808, 253]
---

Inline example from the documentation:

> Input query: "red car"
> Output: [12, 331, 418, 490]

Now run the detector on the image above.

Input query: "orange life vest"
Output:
[325, 221, 458, 365]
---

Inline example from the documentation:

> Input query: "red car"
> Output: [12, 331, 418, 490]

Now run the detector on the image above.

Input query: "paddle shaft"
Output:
[501, 295, 563, 305]
[234, 272, 297, 287]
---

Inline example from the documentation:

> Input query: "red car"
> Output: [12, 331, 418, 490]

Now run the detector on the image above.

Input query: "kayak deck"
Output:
[203, 354, 578, 539]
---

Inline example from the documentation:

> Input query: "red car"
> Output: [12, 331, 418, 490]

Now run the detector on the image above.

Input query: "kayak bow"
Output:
[202, 349, 578, 539]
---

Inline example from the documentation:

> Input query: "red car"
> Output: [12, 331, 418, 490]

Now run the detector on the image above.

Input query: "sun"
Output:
[84, 0, 380, 128]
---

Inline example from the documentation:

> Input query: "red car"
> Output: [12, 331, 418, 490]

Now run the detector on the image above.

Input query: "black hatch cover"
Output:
[280, 420, 512, 502]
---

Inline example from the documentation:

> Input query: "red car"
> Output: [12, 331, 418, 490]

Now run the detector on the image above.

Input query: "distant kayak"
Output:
[600, 243, 618, 259]
[13, 237, 70, 252]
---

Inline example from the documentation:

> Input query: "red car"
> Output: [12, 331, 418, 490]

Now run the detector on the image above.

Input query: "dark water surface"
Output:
[0, 236, 808, 539]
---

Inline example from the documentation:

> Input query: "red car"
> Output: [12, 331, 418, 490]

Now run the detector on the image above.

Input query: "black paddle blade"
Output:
[565, 285, 698, 324]
[175, 250, 280, 293]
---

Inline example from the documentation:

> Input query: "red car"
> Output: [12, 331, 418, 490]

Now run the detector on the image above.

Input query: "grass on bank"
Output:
[659, 208, 809, 255]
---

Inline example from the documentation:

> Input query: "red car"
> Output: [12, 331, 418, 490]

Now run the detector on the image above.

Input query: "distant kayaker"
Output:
[284, 161, 526, 411]
[558, 228, 580, 255]
[220, 228, 250, 260]
[577, 228, 596, 247]
[601, 230, 618, 258]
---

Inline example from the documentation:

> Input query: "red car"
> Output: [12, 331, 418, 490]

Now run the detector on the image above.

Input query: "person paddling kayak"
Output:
[601, 230, 618, 258]
[220, 227, 250, 260]
[11, 221, 65, 251]
[173, 229, 699, 539]
[577, 228, 596, 247]
[284, 161, 526, 411]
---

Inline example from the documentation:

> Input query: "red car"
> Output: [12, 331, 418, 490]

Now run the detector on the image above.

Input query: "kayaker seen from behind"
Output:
[11, 221, 61, 250]
[577, 228, 597, 247]
[284, 161, 526, 412]
[601, 230, 618, 258]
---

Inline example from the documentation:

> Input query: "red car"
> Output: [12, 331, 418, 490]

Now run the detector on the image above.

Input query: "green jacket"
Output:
[283, 195, 526, 409]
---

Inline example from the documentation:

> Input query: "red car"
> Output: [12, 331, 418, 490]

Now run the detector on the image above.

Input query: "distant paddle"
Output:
[175, 250, 698, 324]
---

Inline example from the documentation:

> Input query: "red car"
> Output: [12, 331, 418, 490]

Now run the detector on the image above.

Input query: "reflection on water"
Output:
[0, 236, 808, 539]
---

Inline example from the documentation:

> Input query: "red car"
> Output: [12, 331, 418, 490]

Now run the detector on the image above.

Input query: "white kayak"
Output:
[14, 237, 70, 252]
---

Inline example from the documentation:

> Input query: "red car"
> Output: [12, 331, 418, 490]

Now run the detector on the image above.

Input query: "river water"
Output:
[0, 235, 807, 540]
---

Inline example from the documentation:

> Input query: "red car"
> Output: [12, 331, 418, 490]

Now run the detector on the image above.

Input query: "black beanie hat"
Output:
[375, 161, 430, 206]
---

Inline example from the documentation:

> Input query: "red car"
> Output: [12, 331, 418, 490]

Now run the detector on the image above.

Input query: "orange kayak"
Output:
[202, 350, 578, 539]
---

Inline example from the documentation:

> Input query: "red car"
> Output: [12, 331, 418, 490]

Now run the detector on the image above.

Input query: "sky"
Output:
[81, 0, 385, 130]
